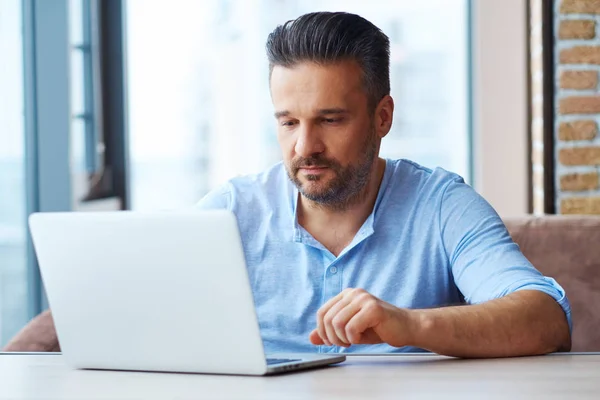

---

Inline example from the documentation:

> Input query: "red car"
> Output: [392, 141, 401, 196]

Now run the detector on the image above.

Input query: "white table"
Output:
[1, 353, 599, 399]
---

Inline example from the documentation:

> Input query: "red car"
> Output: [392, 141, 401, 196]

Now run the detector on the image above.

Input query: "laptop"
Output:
[28, 210, 345, 375]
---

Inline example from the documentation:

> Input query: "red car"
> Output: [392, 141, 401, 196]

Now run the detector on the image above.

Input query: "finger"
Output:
[309, 329, 324, 345]
[317, 288, 354, 346]
[325, 299, 361, 347]
[323, 297, 355, 346]
[318, 309, 332, 347]
[345, 304, 382, 345]
[319, 288, 353, 319]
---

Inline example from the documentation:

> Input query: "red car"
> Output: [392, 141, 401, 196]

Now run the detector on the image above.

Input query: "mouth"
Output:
[298, 166, 329, 173]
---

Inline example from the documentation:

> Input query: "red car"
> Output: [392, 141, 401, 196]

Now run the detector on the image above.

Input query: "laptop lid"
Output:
[29, 210, 270, 375]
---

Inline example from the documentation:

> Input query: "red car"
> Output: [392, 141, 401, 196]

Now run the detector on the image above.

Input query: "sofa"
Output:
[3, 215, 600, 352]
[503, 215, 600, 352]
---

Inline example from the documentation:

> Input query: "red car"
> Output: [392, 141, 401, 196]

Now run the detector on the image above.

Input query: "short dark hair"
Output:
[266, 12, 390, 111]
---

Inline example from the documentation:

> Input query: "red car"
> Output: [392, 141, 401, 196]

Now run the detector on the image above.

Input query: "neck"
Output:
[297, 158, 386, 228]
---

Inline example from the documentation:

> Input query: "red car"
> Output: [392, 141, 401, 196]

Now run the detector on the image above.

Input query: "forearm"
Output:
[406, 290, 571, 358]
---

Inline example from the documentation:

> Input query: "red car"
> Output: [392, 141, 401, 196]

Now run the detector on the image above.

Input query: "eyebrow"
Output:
[317, 108, 348, 115]
[274, 110, 290, 119]
[273, 108, 349, 119]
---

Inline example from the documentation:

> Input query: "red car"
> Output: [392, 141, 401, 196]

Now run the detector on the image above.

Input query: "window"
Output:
[126, 0, 470, 211]
[0, 0, 28, 346]
[70, 0, 125, 212]
[70, 0, 99, 204]
[0, 0, 125, 346]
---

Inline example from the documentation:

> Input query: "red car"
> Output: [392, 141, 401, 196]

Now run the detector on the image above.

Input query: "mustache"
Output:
[291, 156, 335, 170]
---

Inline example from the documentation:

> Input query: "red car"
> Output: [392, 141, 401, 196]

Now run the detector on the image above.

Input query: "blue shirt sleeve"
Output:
[195, 183, 232, 210]
[439, 177, 572, 331]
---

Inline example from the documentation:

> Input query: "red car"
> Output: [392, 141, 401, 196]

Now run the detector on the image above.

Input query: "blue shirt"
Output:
[196, 159, 572, 354]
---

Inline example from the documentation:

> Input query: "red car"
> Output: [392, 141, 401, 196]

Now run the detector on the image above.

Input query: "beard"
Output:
[285, 128, 378, 210]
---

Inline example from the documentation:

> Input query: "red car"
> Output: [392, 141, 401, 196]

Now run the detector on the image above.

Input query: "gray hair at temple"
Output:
[265, 11, 391, 112]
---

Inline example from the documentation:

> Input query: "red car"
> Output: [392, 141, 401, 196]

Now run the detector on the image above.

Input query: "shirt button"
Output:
[330, 266, 338, 274]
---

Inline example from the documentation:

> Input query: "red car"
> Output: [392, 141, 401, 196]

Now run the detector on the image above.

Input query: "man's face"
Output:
[270, 61, 380, 206]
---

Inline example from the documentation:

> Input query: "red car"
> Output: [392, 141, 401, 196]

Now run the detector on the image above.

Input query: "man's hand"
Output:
[309, 288, 416, 348]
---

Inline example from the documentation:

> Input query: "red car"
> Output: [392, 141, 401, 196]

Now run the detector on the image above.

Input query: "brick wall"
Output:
[556, 0, 600, 214]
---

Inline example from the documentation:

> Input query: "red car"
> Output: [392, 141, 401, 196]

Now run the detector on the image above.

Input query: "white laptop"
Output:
[28, 210, 345, 375]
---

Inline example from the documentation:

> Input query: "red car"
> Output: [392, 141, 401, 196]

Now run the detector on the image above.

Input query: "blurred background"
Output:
[2, 0, 592, 347]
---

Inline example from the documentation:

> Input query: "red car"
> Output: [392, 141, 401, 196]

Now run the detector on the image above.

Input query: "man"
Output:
[198, 12, 571, 357]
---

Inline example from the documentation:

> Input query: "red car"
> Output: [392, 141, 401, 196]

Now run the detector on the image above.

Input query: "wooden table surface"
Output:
[1, 353, 599, 399]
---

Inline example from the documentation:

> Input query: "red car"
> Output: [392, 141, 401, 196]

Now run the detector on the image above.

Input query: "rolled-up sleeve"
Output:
[439, 178, 572, 331]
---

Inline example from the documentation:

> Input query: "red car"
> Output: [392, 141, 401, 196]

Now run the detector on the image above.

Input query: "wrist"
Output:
[403, 309, 434, 349]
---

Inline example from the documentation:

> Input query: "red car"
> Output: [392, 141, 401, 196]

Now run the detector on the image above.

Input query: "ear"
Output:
[374, 95, 394, 139]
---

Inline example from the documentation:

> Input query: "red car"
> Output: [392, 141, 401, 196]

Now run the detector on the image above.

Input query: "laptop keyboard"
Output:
[266, 358, 301, 365]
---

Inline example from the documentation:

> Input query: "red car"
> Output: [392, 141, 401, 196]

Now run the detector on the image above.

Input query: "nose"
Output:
[294, 123, 325, 158]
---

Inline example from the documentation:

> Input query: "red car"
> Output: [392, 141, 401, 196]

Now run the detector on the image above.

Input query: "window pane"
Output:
[70, 0, 90, 203]
[70, 49, 86, 118]
[0, 0, 28, 346]
[69, 0, 84, 46]
[127, 0, 469, 210]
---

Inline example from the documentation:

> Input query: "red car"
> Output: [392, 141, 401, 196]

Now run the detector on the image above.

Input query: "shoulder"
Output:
[385, 158, 467, 201]
[196, 162, 291, 212]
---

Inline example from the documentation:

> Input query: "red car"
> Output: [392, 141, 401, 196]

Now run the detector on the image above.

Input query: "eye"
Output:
[323, 117, 342, 124]
[280, 120, 296, 127]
